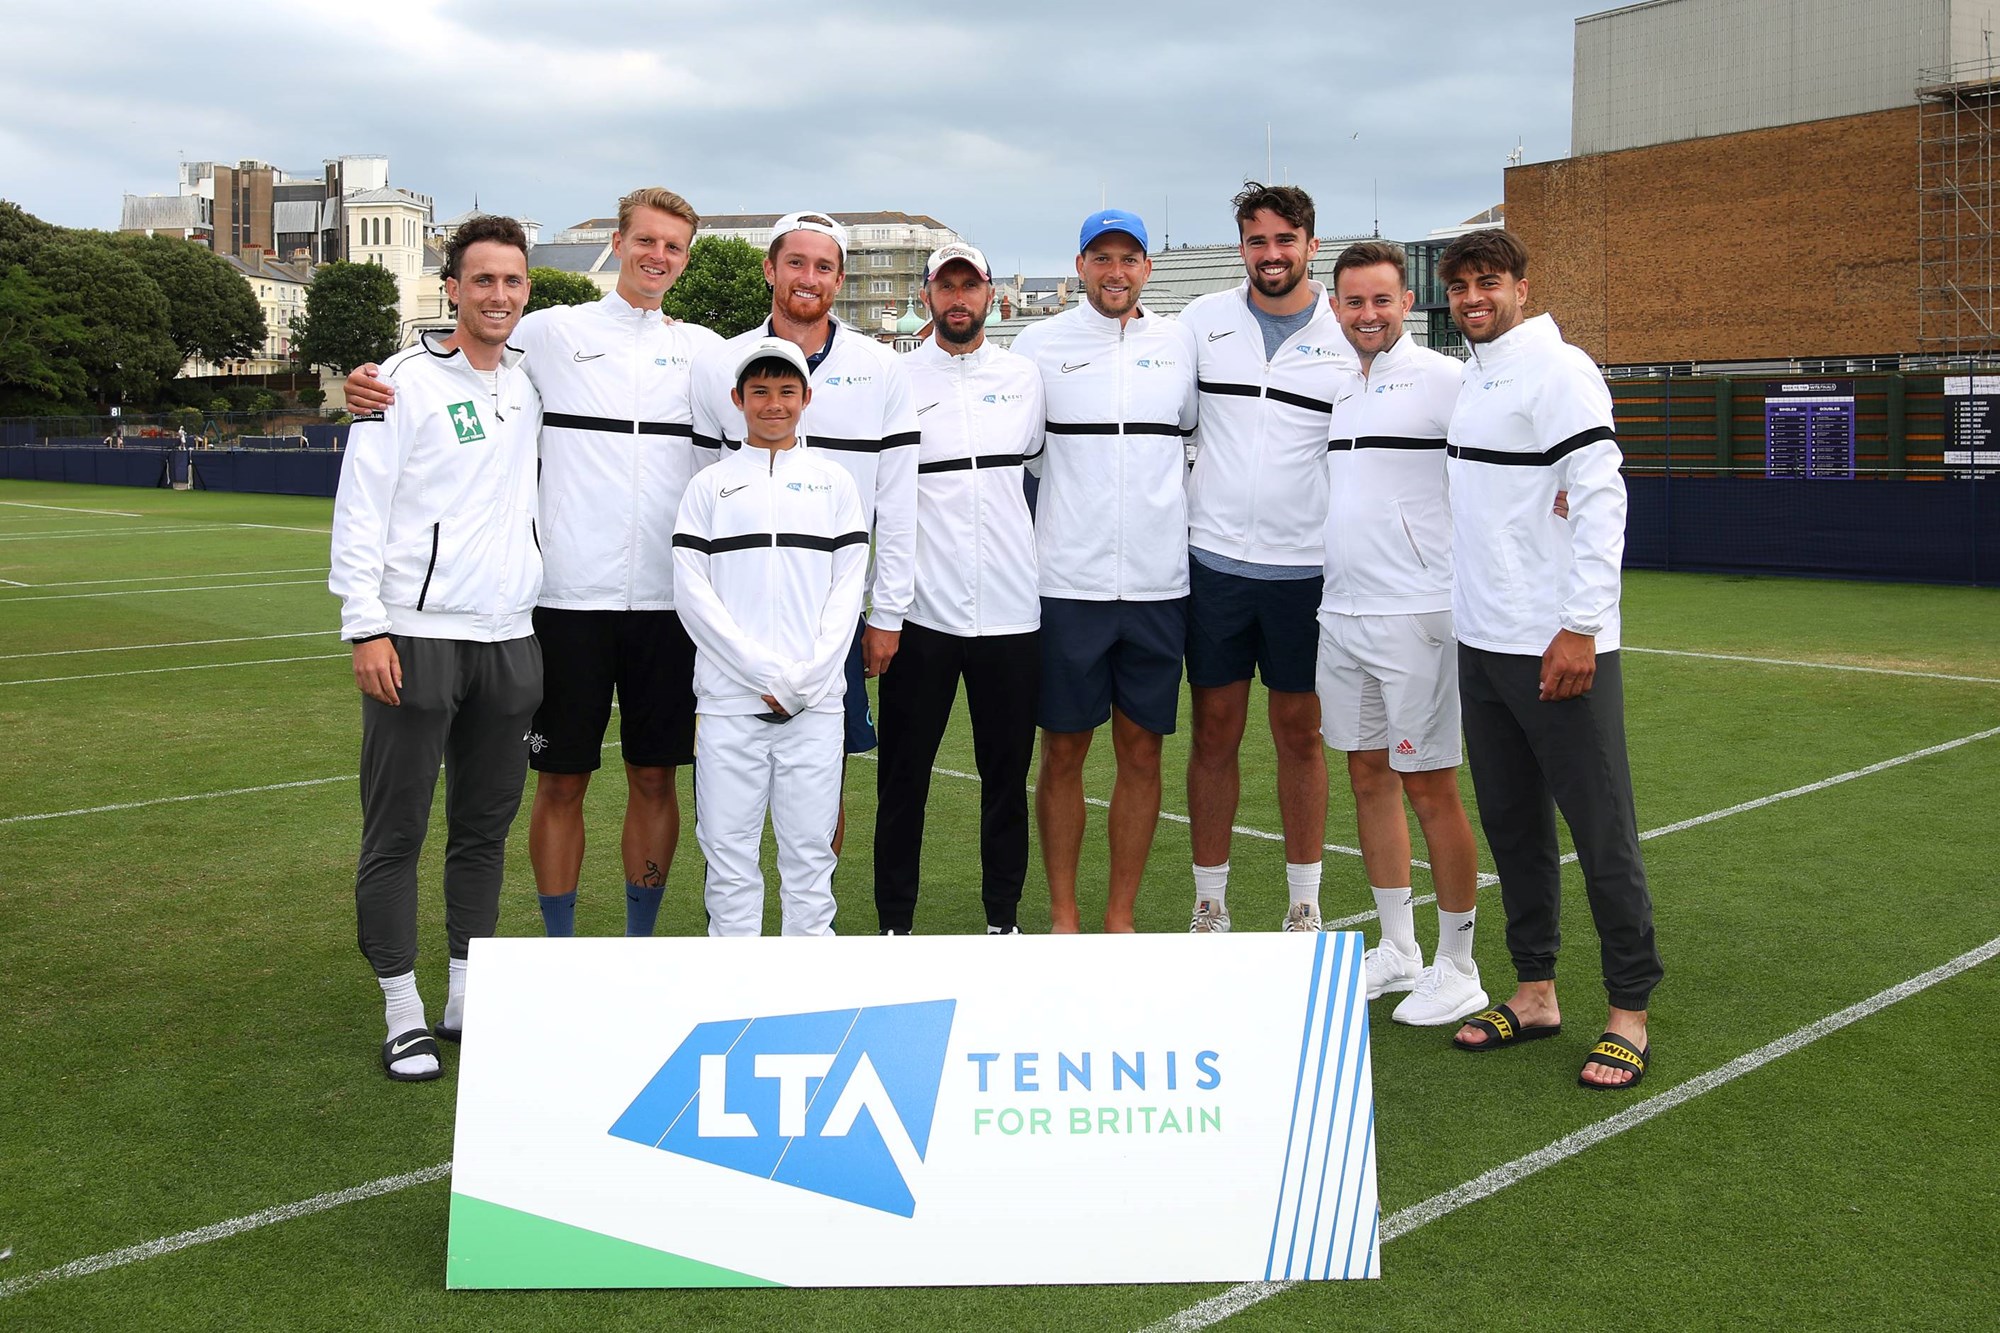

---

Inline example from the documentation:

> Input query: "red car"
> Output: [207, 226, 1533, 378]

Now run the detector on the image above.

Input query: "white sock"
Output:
[1372, 886, 1418, 952]
[1437, 907, 1477, 966]
[1285, 861, 1321, 908]
[379, 970, 438, 1078]
[443, 957, 469, 1031]
[1193, 862, 1229, 909]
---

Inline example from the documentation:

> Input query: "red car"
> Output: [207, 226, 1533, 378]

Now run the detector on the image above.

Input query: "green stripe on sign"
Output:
[446, 1193, 782, 1289]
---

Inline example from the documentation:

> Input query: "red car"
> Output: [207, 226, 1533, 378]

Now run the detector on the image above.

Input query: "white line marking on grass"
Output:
[0, 630, 329, 661]
[1138, 931, 2000, 1332]
[0, 525, 245, 542]
[1628, 645, 2000, 686]
[0, 578, 323, 603]
[0, 1162, 453, 1300]
[0, 501, 143, 517]
[1, 653, 347, 687]
[1, 776, 356, 826]
[0, 577, 25, 586]
[21, 566, 326, 589]
[234, 522, 334, 535]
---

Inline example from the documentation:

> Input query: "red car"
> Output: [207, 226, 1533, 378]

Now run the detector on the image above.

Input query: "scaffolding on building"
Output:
[1918, 61, 2000, 358]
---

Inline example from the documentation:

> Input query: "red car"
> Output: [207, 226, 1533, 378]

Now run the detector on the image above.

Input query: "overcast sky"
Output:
[3, 1, 1608, 277]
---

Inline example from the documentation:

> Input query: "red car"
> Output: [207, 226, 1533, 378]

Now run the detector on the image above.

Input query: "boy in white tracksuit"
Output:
[673, 338, 868, 935]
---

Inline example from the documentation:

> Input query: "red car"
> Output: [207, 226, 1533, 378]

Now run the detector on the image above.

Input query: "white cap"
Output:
[770, 210, 848, 262]
[924, 241, 991, 282]
[732, 336, 811, 385]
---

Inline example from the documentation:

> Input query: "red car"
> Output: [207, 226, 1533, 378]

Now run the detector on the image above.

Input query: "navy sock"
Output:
[625, 881, 666, 937]
[538, 888, 577, 937]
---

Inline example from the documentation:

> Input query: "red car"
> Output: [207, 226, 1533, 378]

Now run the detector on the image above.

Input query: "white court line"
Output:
[8, 934, 1994, 1307]
[0, 1163, 453, 1300]
[0, 630, 328, 661]
[1138, 931, 2000, 1333]
[2, 776, 357, 826]
[1, 653, 347, 687]
[1628, 645, 2000, 686]
[0, 500, 143, 517]
[20, 567, 326, 589]
[235, 522, 333, 535]
[0, 525, 247, 543]
[0, 579, 324, 604]
[0, 577, 26, 587]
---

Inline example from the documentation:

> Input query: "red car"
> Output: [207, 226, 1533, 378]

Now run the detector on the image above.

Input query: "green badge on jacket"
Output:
[448, 401, 487, 443]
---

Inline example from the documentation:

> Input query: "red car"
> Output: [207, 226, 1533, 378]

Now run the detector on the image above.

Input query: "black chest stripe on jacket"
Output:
[1446, 425, 1615, 467]
[1327, 435, 1449, 453]
[675, 530, 869, 554]
[917, 454, 1029, 474]
[1197, 379, 1335, 416]
[1044, 420, 1193, 437]
[806, 430, 920, 453]
[543, 411, 694, 437]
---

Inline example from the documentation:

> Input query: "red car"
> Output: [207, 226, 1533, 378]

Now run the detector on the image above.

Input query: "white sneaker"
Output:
[1283, 901, 1322, 933]
[1189, 898, 1231, 934]
[1391, 954, 1490, 1026]
[1363, 939, 1422, 999]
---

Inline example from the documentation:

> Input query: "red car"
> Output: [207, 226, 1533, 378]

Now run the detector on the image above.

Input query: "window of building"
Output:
[869, 279, 893, 294]
[870, 252, 892, 268]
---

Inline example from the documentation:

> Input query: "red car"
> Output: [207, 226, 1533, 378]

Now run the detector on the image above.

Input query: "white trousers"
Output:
[695, 709, 842, 936]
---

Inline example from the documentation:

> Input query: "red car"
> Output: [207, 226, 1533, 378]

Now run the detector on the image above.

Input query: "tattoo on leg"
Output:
[640, 860, 665, 888]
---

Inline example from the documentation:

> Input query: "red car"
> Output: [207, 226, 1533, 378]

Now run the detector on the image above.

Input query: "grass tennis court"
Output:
[1, 477, 1995, 1330]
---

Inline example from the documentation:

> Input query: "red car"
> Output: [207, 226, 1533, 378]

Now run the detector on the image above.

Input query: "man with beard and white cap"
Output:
[872, 241, 1044, 936]
[689, 211, 919, 858]
[1013, 208, 1199, 933]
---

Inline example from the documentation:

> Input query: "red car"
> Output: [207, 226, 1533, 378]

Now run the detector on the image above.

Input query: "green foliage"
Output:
[23, 232, 180, 407]
[524, 266, 601, 314]
[167, 405, 202, 432]
[207, 396, 231, 414]
[117, 234, 267, 365]
[0, 198, 58, 269]
[662, 235, 770, 337]
[0, 263, 89, 412]
[290, 261, 401, 373]
[297, 385, 326, 409]
[247, 389, 283, 413]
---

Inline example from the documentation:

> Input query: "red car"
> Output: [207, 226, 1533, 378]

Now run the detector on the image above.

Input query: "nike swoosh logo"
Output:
[720, 484, 748, 497]
[1061, 362, 1090, 373]
[574, 351, 606, 362]
[917, 403, 939, 415]
[1336, 393, 1355, 404]
[390, 1036, 429, 1056]
[1207, 331, 1234, 342]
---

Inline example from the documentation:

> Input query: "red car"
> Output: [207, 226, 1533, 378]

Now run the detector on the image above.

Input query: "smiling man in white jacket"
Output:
[330, 215, 544, 1082]
[673, 338, 868, 936]
[1437, 229, 1661, 1092]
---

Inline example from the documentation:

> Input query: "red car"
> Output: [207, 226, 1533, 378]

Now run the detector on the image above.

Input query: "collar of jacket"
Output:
[418, 328, 526, 373]
[1069, 299, 1151, 337]
[914, 334, 996, 367]
[1466, 311, 1558, 372]
[602, 289, 667, 324]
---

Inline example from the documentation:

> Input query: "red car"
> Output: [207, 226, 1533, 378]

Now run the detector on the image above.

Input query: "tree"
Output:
[291, 261, 401, 373]
[0, 200, 58, 270]
[662, 236, 769, 337]
[0, 264, 89, 412]
[118, 234, 266, 366]
[525, 267, 601, 314]
[23, 234, 179, 408]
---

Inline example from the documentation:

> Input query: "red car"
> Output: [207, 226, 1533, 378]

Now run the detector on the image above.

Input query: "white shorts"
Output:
[694, 709, 843, 936]
[1315, 610, 1462, 772]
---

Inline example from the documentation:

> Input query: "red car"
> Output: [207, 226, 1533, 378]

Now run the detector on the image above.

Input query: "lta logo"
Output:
[608, 1000, 955, 1217]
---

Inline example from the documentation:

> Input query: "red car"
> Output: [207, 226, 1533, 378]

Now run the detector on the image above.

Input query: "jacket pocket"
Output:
[414, 523, 441, 610]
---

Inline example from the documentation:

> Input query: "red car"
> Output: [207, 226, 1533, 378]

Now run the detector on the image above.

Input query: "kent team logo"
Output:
[785, 480, 833, 493]
[1374, 380, 1414, 393]
[822, 375, 873, 387]
[448, 401, 487, 443]
[609, 1000, 955, 1217]
[1134, 358, 1177, 369]
[982, 392, 1025, 404]
[656, 355, 689, 368]
[1293, 343, 1342, 359]
[1482, 378, 1515, 391]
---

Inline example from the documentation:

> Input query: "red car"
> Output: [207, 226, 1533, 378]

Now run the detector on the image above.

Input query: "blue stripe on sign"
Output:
[1305, 937, 1363, 1276]
[1285, 933, 1347, 1278]
[1265, 931, 1328, 1281]
[1338, 1106, 1379, 1279]
[1333, 992, 1374, 1277]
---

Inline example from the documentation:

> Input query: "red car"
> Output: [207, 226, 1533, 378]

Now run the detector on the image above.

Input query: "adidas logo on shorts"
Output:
[1394, 739, 1416, 756]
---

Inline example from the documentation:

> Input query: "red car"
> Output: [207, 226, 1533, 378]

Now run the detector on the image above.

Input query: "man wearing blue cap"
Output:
[1013, 209, 1199, 932]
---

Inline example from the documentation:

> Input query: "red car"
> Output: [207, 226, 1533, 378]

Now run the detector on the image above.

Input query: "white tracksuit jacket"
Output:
[1012, 303, 1199, 601]
[1447, 313, 1626, 655]
[902, 336, 1044, 637]
[1321, 334, 1461, 617]
[331, 332, 543, 643]
[513, 292, 723, 610]
[689, 319, 919, 630]
[672, 443, 869, 718]
[1181, 281, 1353, 568]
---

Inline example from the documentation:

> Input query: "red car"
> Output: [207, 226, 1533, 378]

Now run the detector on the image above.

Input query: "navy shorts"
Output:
[843, 616, 878, 754]
[1184, 559, 1323, 695]
[1038, 596, 1186, 736]
[528, 607, 696, 772]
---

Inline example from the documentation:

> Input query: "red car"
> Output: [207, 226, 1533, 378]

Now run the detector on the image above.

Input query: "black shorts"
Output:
[842, 616, 878, 754]
[1037, 596, 1186, 736]
[527, 608, 696, 772]
[1184, 558, 1323, 694]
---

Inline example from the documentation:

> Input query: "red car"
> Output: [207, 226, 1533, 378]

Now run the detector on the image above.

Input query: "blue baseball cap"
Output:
[1078, 208, 1150, 254]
